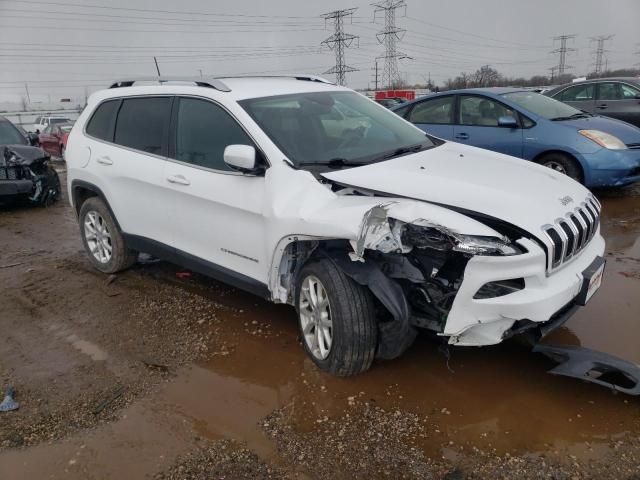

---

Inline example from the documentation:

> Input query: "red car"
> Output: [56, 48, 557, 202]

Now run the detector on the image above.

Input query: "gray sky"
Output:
[0, 0, 638, 103]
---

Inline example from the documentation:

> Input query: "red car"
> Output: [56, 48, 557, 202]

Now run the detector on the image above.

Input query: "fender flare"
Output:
[70, 180, 123, 231]
[319, 248, 417, 360]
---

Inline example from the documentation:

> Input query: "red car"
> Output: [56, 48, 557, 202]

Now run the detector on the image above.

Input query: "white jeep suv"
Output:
[66, 76, 606, 376]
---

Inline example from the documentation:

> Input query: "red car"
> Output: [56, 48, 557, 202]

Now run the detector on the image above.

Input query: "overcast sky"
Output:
[0, 0, 638, 103]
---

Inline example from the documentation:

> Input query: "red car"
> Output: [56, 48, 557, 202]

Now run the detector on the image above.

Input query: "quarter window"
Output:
[408, 96, 454, 124]
[174, 97, 255, 171]
[559, 84, 594, 102]
[114, 97, 171, 156]
[621, 84, 640, 99]
[459, 96, 517, 127]
[86, 99, 120, 141]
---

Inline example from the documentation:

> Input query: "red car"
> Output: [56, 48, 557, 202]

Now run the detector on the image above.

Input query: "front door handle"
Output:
[596, 104, 608, 110]
[454, 133, 469, 140]
[96, 156, 113, 165]
[167, 174, 191, 186]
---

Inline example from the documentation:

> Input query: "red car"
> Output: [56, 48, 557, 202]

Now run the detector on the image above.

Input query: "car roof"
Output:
[546, 77, 640, 94]
[391, 87, 527, 110]
[87, 75, 351, 106]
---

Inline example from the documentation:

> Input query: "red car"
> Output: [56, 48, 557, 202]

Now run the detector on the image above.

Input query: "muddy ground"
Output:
[0, 166, 639, 479]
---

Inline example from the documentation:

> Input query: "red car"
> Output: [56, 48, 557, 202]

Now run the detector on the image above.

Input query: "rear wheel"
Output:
[296, 259, 377, 376]
[79, 197, 137, 273]
[538, 153, 583, 183]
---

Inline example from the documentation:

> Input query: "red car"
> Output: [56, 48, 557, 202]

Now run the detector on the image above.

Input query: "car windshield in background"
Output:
[0, 121, 28, 145]
[240, 91, 433, 167]
[502, 91, 584, 120]
[60, 125, 73, 132]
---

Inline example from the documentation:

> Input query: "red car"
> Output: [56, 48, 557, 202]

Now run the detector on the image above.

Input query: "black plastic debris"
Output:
[0, 387, 19, 412]
[534, 344, 640, 395]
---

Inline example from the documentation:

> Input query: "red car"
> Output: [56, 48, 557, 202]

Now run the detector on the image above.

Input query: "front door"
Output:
[555, 83, 596, 114]
[452, 95, 524, 158]
[163, 96, 267, 284]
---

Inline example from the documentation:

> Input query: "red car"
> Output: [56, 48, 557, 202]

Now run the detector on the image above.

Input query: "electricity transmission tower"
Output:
[320, 8, 359, 86]
[551, 34, 577, 76]
[372, 0, 408, 89]
[590, 35, 614, 75]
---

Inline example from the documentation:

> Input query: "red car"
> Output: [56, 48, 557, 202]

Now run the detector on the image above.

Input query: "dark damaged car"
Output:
[0, 116, 60, 206]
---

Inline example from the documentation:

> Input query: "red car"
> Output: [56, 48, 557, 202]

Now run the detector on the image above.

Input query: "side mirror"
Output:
[497, 116, 518, 128]
[28, 132, 40, 146]
[223, 145, 260, 173]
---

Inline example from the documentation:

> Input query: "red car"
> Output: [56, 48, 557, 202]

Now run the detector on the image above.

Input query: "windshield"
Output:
[240, 91, 433, 167]
[60, 125, 73, 133]
[501, 91, 582, 120]
[50, 118, 71, 124]
[0, 121, 28, 145]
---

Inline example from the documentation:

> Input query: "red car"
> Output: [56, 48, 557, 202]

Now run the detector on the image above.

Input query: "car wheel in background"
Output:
[296, 259, 377, 376]
[538, 152, 583, 183]
[79, 197, 137, 273]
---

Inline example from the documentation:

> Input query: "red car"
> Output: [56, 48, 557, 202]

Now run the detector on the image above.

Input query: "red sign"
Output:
[374, 90, 416, 101]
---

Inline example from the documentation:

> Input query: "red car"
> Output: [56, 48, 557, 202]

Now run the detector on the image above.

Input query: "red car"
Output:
[39, 122, 74, 159]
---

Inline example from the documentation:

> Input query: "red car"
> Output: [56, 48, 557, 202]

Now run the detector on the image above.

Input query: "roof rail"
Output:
[216, 74, 334, 85]
[108, 77, 231, 92]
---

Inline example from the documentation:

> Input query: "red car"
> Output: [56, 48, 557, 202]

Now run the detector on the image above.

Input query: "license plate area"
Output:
[576, 256, 606, 306]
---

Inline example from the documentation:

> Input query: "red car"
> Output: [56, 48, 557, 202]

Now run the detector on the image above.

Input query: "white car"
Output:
[30, 115, 72, 133]
[66, 76, 605, 376]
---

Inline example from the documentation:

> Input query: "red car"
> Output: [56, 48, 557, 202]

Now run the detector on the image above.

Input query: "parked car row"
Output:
[391, 85, 640, 188]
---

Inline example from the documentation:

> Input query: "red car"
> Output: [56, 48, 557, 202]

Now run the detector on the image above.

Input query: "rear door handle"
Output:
[454, 133, 469, 140]
[96, 156, 113, 165]
[166, 174, 191, 186]
[596, 104, 608, 110]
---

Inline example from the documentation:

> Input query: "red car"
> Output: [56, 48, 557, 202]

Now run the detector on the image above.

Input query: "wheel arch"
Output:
[532, 150, 587, 184]
[70, 180, 122, 231]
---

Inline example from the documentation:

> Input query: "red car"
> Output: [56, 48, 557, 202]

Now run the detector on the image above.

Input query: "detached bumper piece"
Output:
[534, 344, 640, 396]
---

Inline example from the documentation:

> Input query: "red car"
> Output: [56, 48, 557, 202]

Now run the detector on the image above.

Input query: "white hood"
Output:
[321, 142, 593, 240]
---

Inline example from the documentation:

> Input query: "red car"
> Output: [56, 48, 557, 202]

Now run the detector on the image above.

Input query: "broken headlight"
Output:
[401, 224, 520, 256]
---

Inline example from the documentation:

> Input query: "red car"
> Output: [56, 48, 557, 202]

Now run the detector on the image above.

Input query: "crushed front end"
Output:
[350, 197, 605, 350]
[0, 145, 60, 206]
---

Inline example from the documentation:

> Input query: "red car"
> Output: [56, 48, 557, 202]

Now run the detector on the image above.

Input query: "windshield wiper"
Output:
[381, 143, 431, 161]
[551, 112, 592, 121]
[297, 158, 366, 169]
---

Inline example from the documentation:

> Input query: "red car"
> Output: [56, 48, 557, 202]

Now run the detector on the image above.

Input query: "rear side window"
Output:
[114, 97, 171, 156]
[86, 100, 119, 141]
[173, 97, 254, 171]
[408, 97, 454, 124]
[558, 84, 594, 102]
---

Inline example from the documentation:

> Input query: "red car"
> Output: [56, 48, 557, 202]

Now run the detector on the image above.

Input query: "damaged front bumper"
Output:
[1, 146, 60, 206]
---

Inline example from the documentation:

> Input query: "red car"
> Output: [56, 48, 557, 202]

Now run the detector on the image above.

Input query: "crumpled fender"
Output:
[320, 249, 417, 360]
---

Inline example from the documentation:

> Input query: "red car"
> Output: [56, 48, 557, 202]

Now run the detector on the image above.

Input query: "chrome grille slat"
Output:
[541, 196, 601, 273]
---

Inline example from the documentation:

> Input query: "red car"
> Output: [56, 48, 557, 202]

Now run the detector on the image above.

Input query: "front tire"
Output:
[538, 153, 583, 183]
[79, 197, 137, 273]
[296, 259, 377, 376]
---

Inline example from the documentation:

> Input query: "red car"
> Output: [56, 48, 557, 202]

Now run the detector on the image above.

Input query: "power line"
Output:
[321, 8, 359, 86]
[590, 35, 614, 75]
[551, 34, 577, 75]
[372, 0, 409, 89]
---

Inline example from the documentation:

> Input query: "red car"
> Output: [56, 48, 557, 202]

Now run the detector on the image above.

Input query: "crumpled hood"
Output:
[558, 115, 640, 145]
[321, 142, 593, 239]
[1, 144, 48, 166]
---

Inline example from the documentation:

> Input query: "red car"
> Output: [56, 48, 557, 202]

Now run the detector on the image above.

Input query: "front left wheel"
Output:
[296, 259, 378, 376]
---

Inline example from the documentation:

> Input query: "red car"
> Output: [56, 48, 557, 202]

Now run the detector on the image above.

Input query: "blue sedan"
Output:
[391, 88, 640, 187]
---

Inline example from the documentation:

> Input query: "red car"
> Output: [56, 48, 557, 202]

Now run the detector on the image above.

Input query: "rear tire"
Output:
[79, 197, 137, 274]
[296, 259, 377, 376]
[538, 153, 583, 183]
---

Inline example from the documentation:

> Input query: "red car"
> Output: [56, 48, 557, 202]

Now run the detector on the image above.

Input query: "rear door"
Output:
[164, 96, 267, 283]
[452, 95, 524, 158]
[554, 83, 596, 113]
[404, 95, 455, 139]
[595, 82, 640, 127]
[85, 96, 173, 245]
